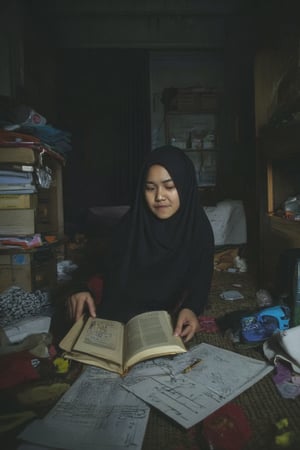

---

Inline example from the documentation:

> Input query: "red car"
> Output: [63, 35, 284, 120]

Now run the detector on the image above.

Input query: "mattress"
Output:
[204, 199, 247, 246]
[89, 199, 247, 247]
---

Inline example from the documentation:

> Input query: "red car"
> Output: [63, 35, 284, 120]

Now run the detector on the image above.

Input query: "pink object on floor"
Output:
[203, 402, 252, 450]
[198, 316, 219, 333]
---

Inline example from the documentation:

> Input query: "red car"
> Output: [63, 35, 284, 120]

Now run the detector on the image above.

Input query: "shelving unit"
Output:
[0, 147, 65, 293]
[165, 111, 217, 187]
[163, 88, 219, 192]
[36, 156, 64, 238]
[258, 124, 300, 292]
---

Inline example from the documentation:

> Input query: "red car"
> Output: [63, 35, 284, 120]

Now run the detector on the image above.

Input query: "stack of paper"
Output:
[0, 170, 36, 194]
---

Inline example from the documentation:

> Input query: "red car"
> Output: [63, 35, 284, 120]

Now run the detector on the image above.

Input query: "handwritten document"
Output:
[18, 342, 273, 450]
[122, 343, 273, 428]
[18, 366, 150, 450]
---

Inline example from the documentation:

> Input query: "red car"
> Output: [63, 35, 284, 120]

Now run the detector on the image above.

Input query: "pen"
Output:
[182, 358, 202, 374]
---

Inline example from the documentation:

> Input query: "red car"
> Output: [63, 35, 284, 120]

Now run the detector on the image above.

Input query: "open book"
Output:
[59, 310, 186, 375]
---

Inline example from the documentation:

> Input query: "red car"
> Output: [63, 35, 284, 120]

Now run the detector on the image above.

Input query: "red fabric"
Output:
[198, 316, 219, 333]
[87, 274, 104, 305]
[203, 403, 252, 450]
[0, 351, 40, 390]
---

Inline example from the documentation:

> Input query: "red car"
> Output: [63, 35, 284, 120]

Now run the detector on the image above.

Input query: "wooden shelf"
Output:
[165, 111, 218, 188]
[260, 123, 300, 159]
[259, 124, 300, 291]
[268, 215, 300, 246]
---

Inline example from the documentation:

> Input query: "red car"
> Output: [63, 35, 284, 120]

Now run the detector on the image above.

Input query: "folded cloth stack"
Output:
[0, 286, 51, 328]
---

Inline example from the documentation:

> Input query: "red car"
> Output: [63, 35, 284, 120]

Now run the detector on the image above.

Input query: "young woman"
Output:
[67, 145, 215, 342]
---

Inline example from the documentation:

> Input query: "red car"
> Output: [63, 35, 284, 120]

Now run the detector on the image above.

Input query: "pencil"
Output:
[182, 358, 202, 373]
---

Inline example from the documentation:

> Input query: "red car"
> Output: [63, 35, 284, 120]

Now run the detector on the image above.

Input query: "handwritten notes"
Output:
[122, 343, 273, 428]
[19, 366, 150, 450]
[18, 342, 273, 450]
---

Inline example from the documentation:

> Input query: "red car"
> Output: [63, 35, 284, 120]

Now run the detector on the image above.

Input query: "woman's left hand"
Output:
[174, 308, 201, 342]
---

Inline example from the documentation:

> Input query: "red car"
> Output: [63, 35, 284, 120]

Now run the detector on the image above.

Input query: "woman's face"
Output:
[144, 164, 180, 219]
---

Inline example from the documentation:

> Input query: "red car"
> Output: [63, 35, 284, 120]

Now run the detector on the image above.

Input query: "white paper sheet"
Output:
[122, 343, 273, 429]
[4, 316, 51, 343]
[18, 366, 150, 450]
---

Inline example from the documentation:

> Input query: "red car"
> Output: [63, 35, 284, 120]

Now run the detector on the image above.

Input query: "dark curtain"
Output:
[56, 49, 151, 229]
[114, 50, 151, 204]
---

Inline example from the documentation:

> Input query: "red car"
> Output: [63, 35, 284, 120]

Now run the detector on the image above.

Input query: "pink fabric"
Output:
[198, 316, 219, 333]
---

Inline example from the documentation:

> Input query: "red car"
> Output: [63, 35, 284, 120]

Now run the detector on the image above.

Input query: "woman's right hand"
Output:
[67, 291, 97, 322]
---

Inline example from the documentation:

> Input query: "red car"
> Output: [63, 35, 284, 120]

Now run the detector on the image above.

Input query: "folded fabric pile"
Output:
[263, 325, 300, 399]
[0, 103, 72, 159]
[0, 286, 51, 327]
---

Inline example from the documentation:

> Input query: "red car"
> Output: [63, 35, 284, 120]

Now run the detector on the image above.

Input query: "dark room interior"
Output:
[1, 1, 300, 450]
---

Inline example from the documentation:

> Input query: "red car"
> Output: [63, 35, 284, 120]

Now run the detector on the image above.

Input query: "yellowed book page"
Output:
[62, 351, 123, 375]
[73, 317, 124, 366]
[124, 311, 186, 370]
[59, 316, 86, 352]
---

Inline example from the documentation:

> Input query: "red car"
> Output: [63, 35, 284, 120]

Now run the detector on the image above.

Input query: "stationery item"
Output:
[122, 343, 273, 428]
[18, 366, 150, 450]
[182, 358, 202, 373]
[59, 310, 186, 375]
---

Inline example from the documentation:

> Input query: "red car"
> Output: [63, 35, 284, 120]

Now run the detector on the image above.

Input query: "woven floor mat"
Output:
[142, 270, 300, 450]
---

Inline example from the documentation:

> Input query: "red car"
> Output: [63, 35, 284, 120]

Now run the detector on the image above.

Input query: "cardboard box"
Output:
[0, 247, 57, 292]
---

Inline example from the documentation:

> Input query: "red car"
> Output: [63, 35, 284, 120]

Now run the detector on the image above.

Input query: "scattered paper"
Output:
[18, 366, 150, 450]
[122, 343, 273, 429]
[3, 316, 51, 343]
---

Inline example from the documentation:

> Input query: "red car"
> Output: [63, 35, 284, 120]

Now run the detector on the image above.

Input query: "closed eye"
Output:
[145, 184, 155, 191]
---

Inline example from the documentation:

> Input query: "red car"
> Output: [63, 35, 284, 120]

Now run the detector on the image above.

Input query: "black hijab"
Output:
[99, 145, 214, 322]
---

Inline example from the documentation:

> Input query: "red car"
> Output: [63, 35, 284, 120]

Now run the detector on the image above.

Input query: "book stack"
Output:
[0, 140, 65, 292]
[0, 146, 38, 237]
[0, 129, 66, 239]
[0, 106, 71, 291]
